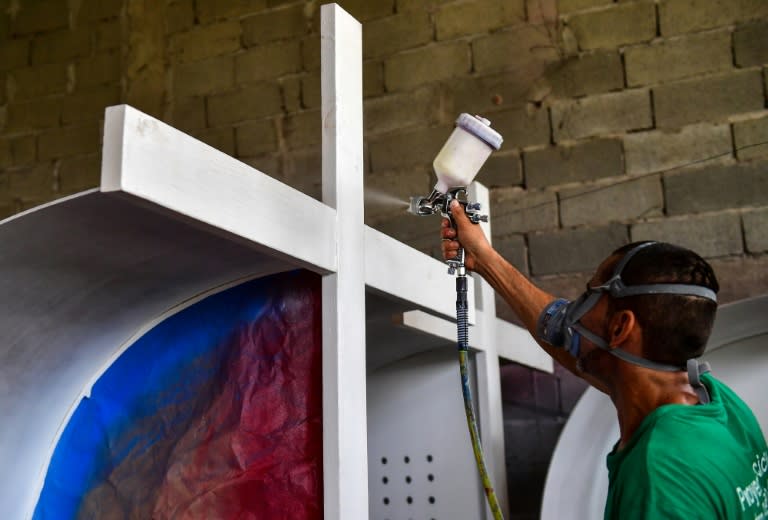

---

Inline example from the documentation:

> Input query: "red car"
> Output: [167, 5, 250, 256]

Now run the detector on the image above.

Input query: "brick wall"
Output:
[3, 0, 764, 304]
[1, 1, 767, 517]
[516, 0, 768, 309]
[0, 0, 122, 216]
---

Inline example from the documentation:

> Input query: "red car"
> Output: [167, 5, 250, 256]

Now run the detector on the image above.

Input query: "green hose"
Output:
[456, 275, 505, 520]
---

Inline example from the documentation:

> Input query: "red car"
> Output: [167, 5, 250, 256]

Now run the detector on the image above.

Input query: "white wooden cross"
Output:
[1, 4, 550, 519]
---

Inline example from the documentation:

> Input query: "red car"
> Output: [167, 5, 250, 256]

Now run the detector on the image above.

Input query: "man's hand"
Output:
[440, 200, 608, 392]
[440, 199, 492, 274]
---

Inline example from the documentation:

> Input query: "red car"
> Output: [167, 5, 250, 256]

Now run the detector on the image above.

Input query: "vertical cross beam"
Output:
[468, 181, 510, 517]
[320, 4, 368, 519]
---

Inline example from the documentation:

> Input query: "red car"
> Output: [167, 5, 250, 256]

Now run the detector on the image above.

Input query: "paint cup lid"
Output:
[455, 113, 503, 150]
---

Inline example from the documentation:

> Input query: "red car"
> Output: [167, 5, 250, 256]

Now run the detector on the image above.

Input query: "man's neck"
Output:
[613, 369, 700, 450]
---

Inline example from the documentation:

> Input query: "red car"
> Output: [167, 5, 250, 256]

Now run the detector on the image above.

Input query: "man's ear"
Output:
[608, 310, 636, 348]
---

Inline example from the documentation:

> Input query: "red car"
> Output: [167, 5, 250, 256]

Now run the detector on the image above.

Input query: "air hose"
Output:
[455, 262, 505, 520]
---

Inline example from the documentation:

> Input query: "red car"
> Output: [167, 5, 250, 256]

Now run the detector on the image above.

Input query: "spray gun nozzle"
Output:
[408, 196, 435, 216]
[408, 189, 448, 217]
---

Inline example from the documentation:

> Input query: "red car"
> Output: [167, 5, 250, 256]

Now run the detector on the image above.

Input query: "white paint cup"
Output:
[433, 114, 503, 193]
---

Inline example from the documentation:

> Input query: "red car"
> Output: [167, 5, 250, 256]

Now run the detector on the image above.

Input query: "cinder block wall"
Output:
[1, 0, 767, 517]
[514, 0, 768, 311]
[0, 0, 122, 214]
[1, 0, 765, 302]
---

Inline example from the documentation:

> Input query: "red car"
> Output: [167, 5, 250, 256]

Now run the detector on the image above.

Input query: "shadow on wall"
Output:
[501, 362, 588, 519]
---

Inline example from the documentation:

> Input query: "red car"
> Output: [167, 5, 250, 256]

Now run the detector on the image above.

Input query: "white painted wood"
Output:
[399, 309, 474, 345]
[320, 5, 368, 520]
[468, 181, 509, 518]
[365, 225, 476, 324]
[100, 103, 124, 191]
[397, 309, 550, 372]
[100, 104, 337, 273]
[490, 313, 554, 372]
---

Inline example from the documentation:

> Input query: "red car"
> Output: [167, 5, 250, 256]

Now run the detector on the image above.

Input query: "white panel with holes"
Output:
[367, 348, 486, 519]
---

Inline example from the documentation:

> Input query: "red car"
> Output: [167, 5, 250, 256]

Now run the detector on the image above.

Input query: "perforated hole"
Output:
[373, 452, 439, 518]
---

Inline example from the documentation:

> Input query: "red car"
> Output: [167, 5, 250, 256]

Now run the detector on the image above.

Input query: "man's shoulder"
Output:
[631, 400, 764, 486]
[625, 402, 743, 474]
[704, 374, 760, 418]
[702, 374, 767, 447]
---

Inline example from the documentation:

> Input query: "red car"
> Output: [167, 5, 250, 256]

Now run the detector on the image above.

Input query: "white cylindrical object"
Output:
[432, 114, 503, 194]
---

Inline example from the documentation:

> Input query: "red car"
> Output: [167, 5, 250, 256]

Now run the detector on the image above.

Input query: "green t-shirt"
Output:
[605, 374, 768, 519]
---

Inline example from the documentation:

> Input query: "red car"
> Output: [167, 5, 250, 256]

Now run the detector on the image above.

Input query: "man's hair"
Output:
[607, 241, 719, 365]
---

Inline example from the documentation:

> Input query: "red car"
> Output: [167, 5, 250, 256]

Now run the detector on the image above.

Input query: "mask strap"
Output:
[610, 280, 717, 302]
[609, 348, 684, 373]
[611, 241, 656, 275]
[571, 323, 684, 373]
[574, 324, 714, 400]
[687, 358, 712, 404]
[568, 291, 602, 322]
[605, 241, 717, 303]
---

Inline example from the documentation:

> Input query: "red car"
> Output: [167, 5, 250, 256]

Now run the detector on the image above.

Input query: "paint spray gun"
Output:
[409, 114, 505, 519]
[409, 114, 503, 274]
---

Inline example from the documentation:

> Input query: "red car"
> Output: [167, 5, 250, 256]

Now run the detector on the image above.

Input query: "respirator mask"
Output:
[536, 241, 718, 402]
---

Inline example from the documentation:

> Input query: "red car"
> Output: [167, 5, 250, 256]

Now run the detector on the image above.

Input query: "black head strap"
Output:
[607, 242, 717, 303]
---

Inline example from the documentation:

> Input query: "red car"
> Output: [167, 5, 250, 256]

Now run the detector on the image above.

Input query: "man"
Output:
[440, 200, 768, 519]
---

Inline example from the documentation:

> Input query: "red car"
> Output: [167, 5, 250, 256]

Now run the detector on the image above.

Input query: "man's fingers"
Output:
[442, 240, 460, 251]
[449, 199, 470, 226]
[441, 239, 461, 258]
[441, 204, 470, 261]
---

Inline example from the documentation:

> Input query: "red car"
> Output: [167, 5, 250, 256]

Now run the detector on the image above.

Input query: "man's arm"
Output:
[441, 200, 609, 393]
